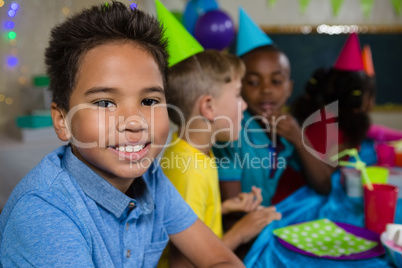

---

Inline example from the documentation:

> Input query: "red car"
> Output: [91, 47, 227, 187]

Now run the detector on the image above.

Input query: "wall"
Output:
[161, 0, 402, 26]
[1, 0, 401, 132]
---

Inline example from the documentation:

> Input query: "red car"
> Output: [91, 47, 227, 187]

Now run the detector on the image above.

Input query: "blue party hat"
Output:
[236, 7, 273, 56]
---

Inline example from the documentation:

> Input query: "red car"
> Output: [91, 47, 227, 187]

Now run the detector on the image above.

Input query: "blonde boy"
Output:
[161, 50, 281, 266]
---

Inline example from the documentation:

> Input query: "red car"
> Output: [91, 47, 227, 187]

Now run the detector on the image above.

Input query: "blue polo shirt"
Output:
[0, 145, 197, 268]
[213, 110, 301, 206]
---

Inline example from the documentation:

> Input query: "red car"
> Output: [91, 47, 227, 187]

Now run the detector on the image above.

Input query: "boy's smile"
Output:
[53, 42, 169, 192]
[241, 50, 293, 117]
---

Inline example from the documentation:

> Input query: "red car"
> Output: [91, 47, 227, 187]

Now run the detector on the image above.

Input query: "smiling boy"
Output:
[0, 2, 242, 267]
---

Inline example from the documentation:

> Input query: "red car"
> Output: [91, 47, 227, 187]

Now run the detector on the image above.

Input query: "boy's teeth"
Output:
[116, 144, 145, 152]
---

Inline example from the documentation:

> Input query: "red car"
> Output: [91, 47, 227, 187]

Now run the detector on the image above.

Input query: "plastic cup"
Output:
[364, 166, 389, 185]
[364, 184, 399, 234]
[386, 223, 402, 241]
[376, 144, 396, 167]
[395, 152, 402, 167]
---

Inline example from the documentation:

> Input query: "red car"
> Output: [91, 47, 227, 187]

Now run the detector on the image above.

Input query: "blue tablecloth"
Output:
[244, 171, 402, 267]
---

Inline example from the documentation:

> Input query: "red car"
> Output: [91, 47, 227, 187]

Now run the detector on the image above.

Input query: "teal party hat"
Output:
[236, 7, 273, 56]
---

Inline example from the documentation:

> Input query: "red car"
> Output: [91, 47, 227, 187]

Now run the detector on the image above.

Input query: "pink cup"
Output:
[376, 144, 396, 167]
[364, 184, 399, 234]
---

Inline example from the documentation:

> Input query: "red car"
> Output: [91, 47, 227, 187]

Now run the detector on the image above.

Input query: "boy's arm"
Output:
[221, 186, 262, 214]
[270, 112, 332, 195]
[221, 206, 281, 251]
[169, 219, 244, 268]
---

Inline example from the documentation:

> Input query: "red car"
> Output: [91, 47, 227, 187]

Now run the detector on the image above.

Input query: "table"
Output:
[244, 171, 402, 267]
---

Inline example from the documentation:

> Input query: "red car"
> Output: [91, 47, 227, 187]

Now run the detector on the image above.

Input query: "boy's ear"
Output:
[198, 95, 215, 122]
[51, 102, 71, 141]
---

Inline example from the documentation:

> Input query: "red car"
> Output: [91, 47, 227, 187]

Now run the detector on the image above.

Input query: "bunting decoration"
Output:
[360, 0, 375, 18]
[331, 0, 344, 16]
[299, 0, 311, 14]
[390, 0, 402, 15]
[267, 0, 277, 7]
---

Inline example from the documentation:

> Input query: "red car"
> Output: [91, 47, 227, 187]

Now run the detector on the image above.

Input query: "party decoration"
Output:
[331, 0, 344, 16]
[266, 0, 277, 7]
[367, 124, 402, 142]
[8, 31, 16, 39]
[4, 1, 20, 68]
[8, 10, 16, 17]
[7, 55, 18, 68]
[334, 33, 364, 71]
[0, 0, 5, 8]
[360, 0, 375, 17]
[182, 0, 219, 35]
[194, 9, 235, 50]
[10, 2, 18, 10]
[4, 21, 15, 29]
[299, 0, 311, 14]
[236, 7, 274, 56]
[362, 44, 375, 77]
[171, 10, 183, 23]
[129, 2, 137, 10]
[274, 219, 377, 257]
[155, 0, 204, 67]
[390, 0, 402, 15]
[102, 2, 110, 11]
[330, 148, 374, 190]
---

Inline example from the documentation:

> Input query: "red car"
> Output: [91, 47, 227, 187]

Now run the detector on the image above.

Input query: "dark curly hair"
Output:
[45, 1, 168, 111]
[290, 67, 375, 147]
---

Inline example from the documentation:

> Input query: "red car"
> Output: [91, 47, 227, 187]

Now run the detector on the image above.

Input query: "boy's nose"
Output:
[117, 114, 147, 133]
[261, 80, 273, 94]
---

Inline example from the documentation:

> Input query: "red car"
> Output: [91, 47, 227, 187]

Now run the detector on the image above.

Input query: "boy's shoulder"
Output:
[4, 146, 71, 200]
[163, 133, 199, 157]
[0, 145, 83, 237]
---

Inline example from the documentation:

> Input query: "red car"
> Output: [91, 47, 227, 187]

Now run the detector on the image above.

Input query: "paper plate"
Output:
[277, 222, 385, 260]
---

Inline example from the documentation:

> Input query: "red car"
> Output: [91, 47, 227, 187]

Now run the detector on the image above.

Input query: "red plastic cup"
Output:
[376, 144, 396, 167]
[364, 184, 399, 234]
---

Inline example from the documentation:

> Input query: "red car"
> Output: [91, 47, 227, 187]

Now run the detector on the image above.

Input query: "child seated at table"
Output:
[0, 2, 243, 267]
[160, 48, 282, 266]
[213, 8, 332, 208]
[290, 33, 376, 159]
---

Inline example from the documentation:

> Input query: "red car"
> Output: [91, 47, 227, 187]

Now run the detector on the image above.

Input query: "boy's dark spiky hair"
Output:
[45, 1, 168, 111]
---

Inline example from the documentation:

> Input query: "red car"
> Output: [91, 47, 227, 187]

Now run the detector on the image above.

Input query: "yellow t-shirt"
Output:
[157, 133, 223, 268]
[161, 132, 223, 238]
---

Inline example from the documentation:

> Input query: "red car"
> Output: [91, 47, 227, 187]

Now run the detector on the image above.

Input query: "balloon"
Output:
[194, 10, 235, 50]
[182, 0, 219, 35]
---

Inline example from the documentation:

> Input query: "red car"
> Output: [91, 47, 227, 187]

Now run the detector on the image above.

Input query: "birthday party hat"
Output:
[362, 45, 375, 77]
[333, 33, 364, 71]
[236, 7, 273, 57]
[155, 0, 204, 67]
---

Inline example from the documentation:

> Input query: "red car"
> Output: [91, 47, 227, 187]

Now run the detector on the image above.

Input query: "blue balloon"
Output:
[182, 0, 219, 35]
[194, 9, 235, 50]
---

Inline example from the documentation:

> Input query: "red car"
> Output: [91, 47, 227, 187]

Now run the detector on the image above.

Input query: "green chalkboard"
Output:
[267, 33, 402, 105]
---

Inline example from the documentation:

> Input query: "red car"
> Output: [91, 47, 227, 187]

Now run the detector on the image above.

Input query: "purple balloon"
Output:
[194, 10, 235, 51]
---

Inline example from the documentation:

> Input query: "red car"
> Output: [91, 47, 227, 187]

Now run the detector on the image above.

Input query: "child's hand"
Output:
[221, 186, 263, 214]
[267, 111, 302, 146]
[228, 206, 282, 245]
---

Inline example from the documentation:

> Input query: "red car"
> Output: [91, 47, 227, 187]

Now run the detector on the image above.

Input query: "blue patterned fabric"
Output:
[244, 170, 401, 267]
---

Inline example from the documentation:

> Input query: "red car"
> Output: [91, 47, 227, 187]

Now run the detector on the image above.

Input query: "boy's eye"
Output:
[94, 100, 115, 108]
[142, 98, 159, 106]
[246, 79, 259, 87]
[272, 79, 283, 86]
